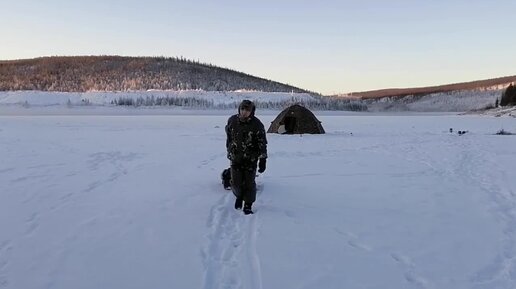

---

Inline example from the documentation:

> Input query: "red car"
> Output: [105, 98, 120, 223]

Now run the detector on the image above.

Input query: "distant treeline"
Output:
[112, 95, 368, 111]
[0, 56, 315, 94]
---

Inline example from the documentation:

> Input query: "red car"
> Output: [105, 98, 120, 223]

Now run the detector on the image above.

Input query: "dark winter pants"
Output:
[231, 164, 257, 204]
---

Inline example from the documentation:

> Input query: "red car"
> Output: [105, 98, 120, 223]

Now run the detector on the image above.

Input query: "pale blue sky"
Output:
[1, 0, 515, 94]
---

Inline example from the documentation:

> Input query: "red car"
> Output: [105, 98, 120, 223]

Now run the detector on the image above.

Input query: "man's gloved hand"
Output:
[258, 158, 266, 173]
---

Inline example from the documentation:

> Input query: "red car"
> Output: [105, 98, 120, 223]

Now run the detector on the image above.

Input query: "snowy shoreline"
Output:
[0, 89, 509, 115]
[0, 105, 462, 116]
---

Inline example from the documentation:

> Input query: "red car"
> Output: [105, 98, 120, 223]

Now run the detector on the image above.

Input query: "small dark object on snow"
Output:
[458, 130, 468, 135]
[496, 129, 514, 135]
[449, 128, 453, 133]
[221, 168, 231, 190]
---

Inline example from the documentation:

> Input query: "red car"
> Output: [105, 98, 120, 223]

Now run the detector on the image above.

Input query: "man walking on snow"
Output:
[225, 100, 268, 215]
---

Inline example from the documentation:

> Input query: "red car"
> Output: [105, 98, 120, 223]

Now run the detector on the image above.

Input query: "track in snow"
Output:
[202, 185, 263, 289]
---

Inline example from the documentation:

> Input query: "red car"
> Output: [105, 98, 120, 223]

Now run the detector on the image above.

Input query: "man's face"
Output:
[239, 107, 251, 119]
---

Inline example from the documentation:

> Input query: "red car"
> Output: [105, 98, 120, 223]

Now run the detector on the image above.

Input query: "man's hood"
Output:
[238, 100, 256, 118]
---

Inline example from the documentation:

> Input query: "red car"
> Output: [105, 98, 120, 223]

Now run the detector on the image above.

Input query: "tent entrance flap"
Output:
[284, 116, 297, 134]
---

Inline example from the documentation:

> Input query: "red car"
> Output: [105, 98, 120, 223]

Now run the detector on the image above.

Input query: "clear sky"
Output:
[2, 0, 515, 95]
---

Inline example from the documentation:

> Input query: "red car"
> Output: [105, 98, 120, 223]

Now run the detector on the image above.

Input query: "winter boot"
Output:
[234, 198, 243, 210]
[243, 203, 254, 215]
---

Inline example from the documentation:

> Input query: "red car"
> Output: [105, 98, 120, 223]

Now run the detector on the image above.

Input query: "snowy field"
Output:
[1, 111, 516, 289]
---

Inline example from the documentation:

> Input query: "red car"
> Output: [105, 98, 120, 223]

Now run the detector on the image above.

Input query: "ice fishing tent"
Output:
[267, 104, 325, 134]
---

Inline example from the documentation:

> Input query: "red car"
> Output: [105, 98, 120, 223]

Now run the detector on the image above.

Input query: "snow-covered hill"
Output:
[0, 56, 312, 93]
[366, 89, 504, 112]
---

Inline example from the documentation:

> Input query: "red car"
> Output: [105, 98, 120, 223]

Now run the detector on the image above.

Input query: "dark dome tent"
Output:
[267, 104, 325, 134]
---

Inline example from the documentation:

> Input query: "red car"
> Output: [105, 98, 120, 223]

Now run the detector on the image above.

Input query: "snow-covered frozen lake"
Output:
[1, 111, 516, 289]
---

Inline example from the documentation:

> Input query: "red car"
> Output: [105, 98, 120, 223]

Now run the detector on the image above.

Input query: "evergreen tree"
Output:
[500, 83, 516, 106]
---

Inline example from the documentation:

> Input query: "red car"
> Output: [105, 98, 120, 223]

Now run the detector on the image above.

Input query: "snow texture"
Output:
[1, 107, 516, 289]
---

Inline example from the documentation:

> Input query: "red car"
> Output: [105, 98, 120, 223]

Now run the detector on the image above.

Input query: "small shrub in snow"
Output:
[495, 129, 514, 135]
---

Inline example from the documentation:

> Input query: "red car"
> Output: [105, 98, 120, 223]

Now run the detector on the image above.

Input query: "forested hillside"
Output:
[0, 56, 311, 93]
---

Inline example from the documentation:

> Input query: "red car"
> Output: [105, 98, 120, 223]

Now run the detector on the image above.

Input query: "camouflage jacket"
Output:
[225, 114, 268, 166]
